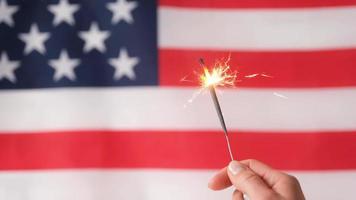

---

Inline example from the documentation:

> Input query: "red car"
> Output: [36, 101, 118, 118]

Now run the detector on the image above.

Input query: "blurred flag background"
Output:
[1, 0, 356, 199]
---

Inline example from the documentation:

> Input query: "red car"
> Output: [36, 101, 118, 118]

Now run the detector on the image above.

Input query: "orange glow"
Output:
[199, 59, 237, 88]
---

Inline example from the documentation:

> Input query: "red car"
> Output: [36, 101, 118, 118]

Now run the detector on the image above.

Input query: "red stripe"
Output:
[159, 49, 356, 88]
[159, 0, 356, 8]
[1, 130, 355, 170]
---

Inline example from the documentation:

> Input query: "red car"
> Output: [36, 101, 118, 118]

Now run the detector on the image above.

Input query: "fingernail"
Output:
[243, 193, 250, 200]
[228, 160, 244, 175]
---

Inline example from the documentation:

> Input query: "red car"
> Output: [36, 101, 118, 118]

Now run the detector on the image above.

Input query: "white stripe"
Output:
[0, 87, 355, 132]
[159, 6, 356, 50]
[0, 169, 354, 200]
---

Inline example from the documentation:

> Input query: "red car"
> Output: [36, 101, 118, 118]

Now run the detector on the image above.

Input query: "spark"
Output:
[199, 58, 237, 89]
[261, 73, 273, 78]
[245, 73, 273, 79]
[245, 73, 259, 78]
[179, 74, 193, 83]
[273, 92, 288, 99]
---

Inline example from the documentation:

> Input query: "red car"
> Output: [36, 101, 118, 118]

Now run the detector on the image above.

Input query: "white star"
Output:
[109, 48, 139, 80]
[78, 23, 110, 53]
[48, 50, 80, 81]
[0, 0, 19, 27]
[106, 0, 138, 24]
[18, 24, 50, 55]
[48, 0, 80, 26]
[0, 52, 20, 83]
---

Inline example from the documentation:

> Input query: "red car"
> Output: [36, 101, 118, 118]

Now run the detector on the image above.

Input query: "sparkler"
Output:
[198, 58, 236, 161]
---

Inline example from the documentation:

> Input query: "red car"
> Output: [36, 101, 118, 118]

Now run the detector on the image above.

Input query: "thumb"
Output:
[227, 160, 275, 200]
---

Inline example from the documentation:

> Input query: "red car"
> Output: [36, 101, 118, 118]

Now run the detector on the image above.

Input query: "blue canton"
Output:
[0, 0, 157, 89]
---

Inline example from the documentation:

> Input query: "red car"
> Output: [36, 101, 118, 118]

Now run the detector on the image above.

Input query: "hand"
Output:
[208, 159, 305, 200]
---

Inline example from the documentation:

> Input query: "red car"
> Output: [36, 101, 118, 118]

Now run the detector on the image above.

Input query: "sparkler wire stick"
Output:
[199, 59, 235, 161]
[209, 85, 234, 161]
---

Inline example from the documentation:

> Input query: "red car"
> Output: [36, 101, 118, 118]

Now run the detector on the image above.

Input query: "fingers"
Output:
[240, 159, 284, 188]
[240, 159, 305, 199]
[209, 159, 305, 200]
[273, 174, 306, 200]
[232, 190, 244, 200]
[227, 160, 275, 200]
[208, 159, 281, 191]
[208, 167, 232, 190]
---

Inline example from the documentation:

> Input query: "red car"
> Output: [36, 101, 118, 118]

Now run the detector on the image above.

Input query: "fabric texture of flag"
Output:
[0, 0, 356, 199]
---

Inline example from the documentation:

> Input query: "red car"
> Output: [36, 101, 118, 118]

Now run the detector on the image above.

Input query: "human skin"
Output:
[208, 159, 305, 200]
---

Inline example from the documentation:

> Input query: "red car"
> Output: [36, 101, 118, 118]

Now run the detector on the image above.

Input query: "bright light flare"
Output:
[199, 60, 237, 89]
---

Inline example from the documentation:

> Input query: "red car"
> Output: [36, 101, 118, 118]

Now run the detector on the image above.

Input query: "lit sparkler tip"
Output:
[199, 58, 205, 66]
[198, 58, 237, 89]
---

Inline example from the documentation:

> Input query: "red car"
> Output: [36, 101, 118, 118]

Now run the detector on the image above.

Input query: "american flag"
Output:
[1, 0, 356, 199]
